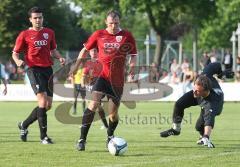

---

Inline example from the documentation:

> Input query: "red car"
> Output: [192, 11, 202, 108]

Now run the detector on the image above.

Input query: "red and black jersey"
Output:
[84, 29, 137, 87]
[13, 27, 57, 67]
[83, 59, 102, 78]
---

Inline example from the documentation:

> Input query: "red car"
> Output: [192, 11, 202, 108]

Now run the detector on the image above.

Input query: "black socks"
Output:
[37, 107, 47, 140]
[22, 106, 38, 129]
[107, 119, 119, 137]
[80, 108, 95, 140]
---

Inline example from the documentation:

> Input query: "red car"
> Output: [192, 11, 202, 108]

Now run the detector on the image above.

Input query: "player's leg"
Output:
[38, 95, 53, 144]
[20, 106, 38, 129]
[160, 90, 198, 137]
[80, 85, 86, 112]
[73, 84, 80, 114]
[105, 85, 123, 146]
[107, 98, 119, 143]
[18, 67, 38, 142]
[76, 91, 102, 151]
[36, 67, 53, 144]
[98, 105, 108, 129]
[36, 93, 47, 137]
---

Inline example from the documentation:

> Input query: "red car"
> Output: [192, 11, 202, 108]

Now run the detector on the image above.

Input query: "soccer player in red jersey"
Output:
[82, 48, 108, 129]
[12, 6, 65, 144]
[69, 10, 137, 151]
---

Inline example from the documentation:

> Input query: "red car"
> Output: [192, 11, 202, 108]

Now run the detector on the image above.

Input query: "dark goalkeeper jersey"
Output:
[197, 62, 224, 115]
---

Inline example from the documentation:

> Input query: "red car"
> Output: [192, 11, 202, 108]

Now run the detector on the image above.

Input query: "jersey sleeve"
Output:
[13, 31, 26, 53]
[84, 31, 98, 50]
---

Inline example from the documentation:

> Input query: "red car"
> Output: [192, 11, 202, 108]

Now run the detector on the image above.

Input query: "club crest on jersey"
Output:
[43, 33, 49, 39]
[116, 36, 122, 42]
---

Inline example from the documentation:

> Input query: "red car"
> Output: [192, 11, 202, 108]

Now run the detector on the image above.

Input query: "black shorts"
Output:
[92, 77, 123, 105]
[27, 66, 53, 97]
[74, 84, 86, 98]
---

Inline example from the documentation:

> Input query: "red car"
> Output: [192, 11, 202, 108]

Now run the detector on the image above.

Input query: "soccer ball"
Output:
[108, 137, 128, 156]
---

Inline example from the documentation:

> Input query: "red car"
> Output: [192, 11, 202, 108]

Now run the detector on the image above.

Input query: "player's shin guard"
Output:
[107, 119, 119, 137]
[37, 107, 47, 140]
[22, 106, 38, 129]
[80, 108, 95, 140]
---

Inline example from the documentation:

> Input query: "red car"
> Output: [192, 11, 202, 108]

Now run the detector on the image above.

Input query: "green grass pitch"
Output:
[0, 102, 240, 167]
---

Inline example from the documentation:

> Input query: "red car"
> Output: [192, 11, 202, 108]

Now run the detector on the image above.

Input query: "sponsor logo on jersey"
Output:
[34, 40, 48, 47]
[104, 43, 120, 49]
[43, 33, 49, 39]
[116, 36, 122, 42]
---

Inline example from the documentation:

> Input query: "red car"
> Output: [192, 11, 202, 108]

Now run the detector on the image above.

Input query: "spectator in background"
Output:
[209, 52, 217, 63]
[182, 66, 194, 93]
[5, 60, 17, 82]
[180, 58, 190, 82]
[200, 51, 211, 70]
[170, 58, 180, 84]
[149, 62, 159, 82]
[222, 49, 233, 71]
[0, 60, 8, 95]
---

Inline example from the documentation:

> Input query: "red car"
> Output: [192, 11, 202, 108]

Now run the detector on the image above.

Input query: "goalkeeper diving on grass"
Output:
[160, 62, 232, 148]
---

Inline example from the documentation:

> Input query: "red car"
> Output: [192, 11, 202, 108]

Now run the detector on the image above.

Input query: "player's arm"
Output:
[51, 49, 65, 66]
[82, 74, 88, 87]
[12, 52, 24, 67]
[1, 79, 7, 95]
[128, 55, 137, 81]
[0, 65, 7, 95]
[69, 47, 89, 76]
[82, 65, 90, 87]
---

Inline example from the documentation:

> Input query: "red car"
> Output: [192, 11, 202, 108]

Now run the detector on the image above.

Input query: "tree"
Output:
[120, 0, 217, 66]
[0, 0, 86, 59]
[73, 0, 216, 66]
[199, 0, 240, 50]
[73, 0, 149, 50]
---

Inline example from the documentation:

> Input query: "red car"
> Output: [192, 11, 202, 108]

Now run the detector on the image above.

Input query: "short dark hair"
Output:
[28, 6, 43, 17]
[106, 10, 121, 19]
[194, 75, 212, 91]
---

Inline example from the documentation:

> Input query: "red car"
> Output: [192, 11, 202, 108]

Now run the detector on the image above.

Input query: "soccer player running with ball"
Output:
[69, 10, 137, 151]
[160, 62, 224, 148]
[12, 7, 65, 144]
